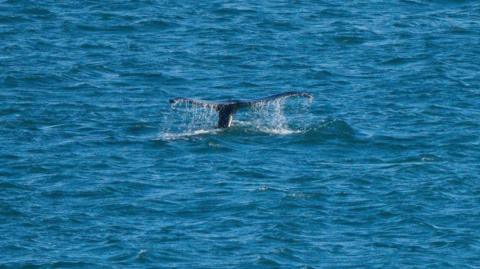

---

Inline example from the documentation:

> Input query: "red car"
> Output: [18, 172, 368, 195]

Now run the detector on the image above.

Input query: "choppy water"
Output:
[1, 0, 480, 268]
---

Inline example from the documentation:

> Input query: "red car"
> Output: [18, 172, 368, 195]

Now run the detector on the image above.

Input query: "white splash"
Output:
[156, 128, 220, 141]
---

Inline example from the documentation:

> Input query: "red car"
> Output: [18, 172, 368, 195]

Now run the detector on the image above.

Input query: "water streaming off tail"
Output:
[159, 102, 219, 139]
[250, 96, 313, 134]
[251, 98, 289, 132]
[160, 95, 313, 139]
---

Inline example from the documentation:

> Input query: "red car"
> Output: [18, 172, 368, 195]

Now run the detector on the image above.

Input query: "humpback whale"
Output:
[169, 91, 313, 128]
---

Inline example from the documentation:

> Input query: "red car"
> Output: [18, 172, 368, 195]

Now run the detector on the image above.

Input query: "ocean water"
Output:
[1, 0, 480, 268]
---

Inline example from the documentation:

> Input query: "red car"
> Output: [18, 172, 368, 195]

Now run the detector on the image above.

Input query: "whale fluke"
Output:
[169, 91, 313, 128]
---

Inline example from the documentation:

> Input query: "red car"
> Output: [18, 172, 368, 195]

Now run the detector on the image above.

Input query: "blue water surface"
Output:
[1, 0, 480, 268]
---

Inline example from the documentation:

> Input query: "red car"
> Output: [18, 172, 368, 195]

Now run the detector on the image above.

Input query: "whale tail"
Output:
[169, 91, 313, 128]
